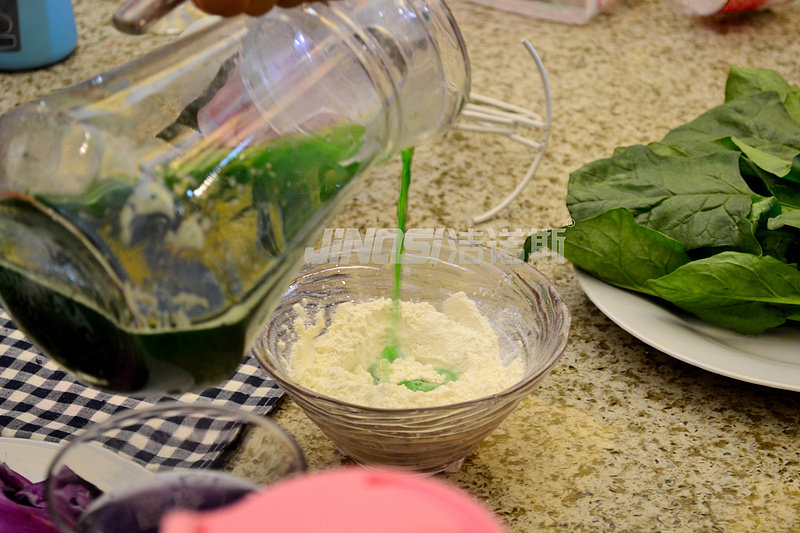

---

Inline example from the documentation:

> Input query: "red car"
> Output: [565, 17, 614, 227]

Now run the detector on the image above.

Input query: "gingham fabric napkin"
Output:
[0, 306, 284, 468]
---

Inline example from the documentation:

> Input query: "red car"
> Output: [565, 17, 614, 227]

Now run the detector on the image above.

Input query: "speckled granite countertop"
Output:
[2, 0, 800, 531]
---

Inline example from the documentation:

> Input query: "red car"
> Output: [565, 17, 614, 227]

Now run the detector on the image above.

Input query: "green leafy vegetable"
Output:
[533, 66, 800, 335]
[646, 252, 800, 334]
[567, 145, 761, 253]
[526, 208, 690, 295]
[661, 91, 800, 178]
[725, 65, 800, 123]
[766, 207, 800, 231]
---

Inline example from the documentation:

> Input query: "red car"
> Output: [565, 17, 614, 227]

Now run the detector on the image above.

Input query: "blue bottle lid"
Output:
[0, 0, 78, 71]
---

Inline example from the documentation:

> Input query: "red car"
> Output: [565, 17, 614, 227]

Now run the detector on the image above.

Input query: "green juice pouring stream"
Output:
[368, 148, 457, 392]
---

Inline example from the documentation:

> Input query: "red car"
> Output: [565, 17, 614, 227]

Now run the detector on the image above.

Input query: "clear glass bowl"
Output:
[44, 402, 306, 533]
[251, 239, 571, 474]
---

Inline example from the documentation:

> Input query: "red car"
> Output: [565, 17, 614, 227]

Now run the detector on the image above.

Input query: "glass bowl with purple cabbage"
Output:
[0, 457, 99, 533]
[43, 402, 305, 533]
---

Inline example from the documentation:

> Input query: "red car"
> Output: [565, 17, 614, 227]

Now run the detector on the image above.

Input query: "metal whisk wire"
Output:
[454, 39, 553, 224]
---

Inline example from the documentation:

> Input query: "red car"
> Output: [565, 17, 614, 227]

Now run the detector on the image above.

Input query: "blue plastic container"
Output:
[0, 0, 78, 71]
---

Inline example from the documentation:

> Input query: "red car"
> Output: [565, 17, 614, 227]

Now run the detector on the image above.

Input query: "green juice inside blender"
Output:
[0, 124, 364, 394]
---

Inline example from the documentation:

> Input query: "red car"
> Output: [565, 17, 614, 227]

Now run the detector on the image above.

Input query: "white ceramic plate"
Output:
[575, 269, 800, 391]
[0, 437, 153, 487]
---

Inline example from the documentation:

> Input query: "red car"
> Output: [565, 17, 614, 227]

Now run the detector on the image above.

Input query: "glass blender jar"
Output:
[0, 0, 469, 394]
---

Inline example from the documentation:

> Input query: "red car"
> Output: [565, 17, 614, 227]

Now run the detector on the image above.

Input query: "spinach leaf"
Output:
[551, 66, 800, 335]
[744, 163, 800, 209]
[527, 208, 690, 295]
[725, 65, 800, 123]
[757, 228, 796, 262]
[673, 301, 787, 335]
[661, 91, 800, 178]
[567, 145, 761, 252]
[767, 207, 800, 231]
[749, 195, 780, 227]
[646, 252, 800, 334]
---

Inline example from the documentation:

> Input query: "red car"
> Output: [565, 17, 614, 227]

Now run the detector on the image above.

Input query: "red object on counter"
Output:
[159, 467, 509, 533]
[665, 0, 794, 15]
[720, 0, 793, 12]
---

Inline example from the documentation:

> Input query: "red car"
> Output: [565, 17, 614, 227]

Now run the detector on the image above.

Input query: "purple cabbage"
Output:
[0, 461, 102, 533]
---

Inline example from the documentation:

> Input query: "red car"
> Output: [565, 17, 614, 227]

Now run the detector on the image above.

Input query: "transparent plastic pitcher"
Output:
[0, 0, 469, 394]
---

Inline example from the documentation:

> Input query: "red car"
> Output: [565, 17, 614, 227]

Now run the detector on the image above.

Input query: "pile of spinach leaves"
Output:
[526, 66, 800, 335]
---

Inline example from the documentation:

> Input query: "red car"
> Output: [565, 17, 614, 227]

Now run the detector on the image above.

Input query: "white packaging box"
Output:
[466, 0, 615, 24]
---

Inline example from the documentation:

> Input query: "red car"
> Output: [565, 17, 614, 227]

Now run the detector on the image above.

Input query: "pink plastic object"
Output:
[159, 467, 509, 533]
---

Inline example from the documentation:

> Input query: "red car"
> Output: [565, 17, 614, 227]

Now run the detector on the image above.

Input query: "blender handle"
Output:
[113, 0, 187, 34]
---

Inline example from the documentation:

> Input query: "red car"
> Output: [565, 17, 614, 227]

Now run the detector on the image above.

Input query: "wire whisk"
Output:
[453, 39, 552, 224]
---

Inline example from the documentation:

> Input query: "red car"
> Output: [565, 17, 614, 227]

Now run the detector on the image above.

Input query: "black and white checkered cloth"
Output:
[0, 306, 284, 469]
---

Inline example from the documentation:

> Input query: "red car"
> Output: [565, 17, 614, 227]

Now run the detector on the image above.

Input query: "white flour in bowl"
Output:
[286, 292, 525, 409]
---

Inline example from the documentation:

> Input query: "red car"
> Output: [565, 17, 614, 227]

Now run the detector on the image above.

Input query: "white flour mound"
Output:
[287, 292, 525, 409]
